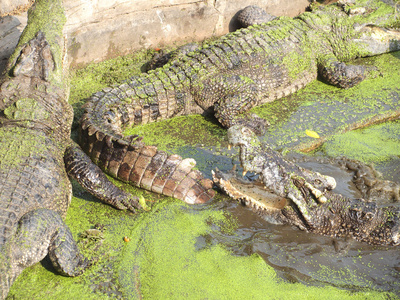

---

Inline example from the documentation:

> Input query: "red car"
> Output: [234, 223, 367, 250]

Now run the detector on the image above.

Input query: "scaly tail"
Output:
[79, 108, 215, 204]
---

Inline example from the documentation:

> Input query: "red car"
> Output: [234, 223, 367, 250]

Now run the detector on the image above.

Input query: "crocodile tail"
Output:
[79, 114, 215, 204]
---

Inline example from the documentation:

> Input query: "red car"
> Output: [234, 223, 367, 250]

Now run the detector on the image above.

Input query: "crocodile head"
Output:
[343, 0, 400, 56]
[226, 125, 336, 192]
[306, 0, 400, 58]
[215, 127, 400, 245]
[221, 124, 339, 224]
[212, 167, 287, 209]
[350, 0, 400, 56]
[212, 167, 288, 224]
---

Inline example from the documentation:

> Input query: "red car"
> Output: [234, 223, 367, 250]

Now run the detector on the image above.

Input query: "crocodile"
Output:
[0, 0, 145, 298]
[79, 0, 400, 202]
[212, 125, 400, 246]
[144, 6, 276, 71]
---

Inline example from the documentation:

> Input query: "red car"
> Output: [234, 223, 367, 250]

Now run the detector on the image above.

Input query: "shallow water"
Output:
[210, 158, 400, 294]
[160, 119, 400, 294]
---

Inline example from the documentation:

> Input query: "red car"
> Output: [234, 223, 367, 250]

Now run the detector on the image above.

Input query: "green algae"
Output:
[320, 120, 400, 163]
[8, 6, 400, 298]
[4, 98, 49, 121]
[251, 50, 400, 151]
[7, 263, 104, 300]
[116, 201, 394, 300]
[124, 114, 226, 153]
[6, 0, 66, 87]
[0, 127, 48, 168]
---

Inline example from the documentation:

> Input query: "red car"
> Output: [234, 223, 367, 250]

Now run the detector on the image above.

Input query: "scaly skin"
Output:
[80, 0, 400, 202]
[0, 1, 143, 298]
[212, 125, 400, 246]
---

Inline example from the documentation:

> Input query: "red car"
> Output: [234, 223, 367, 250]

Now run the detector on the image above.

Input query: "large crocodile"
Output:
[0, 0, 145, 298]
[80, 0, 400, 203]
[212, 125, 400, 246]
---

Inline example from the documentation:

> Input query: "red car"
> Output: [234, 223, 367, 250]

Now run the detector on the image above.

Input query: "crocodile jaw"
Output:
[356, 26, 400, 56]
[212, 169, 287, 212]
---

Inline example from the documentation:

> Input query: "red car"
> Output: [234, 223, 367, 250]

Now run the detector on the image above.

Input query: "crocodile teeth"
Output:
[304, 182, 327, 203]
[318, 195, 327, 204]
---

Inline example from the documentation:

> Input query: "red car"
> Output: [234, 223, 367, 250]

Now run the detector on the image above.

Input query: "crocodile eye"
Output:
[314, 179, 322, 185]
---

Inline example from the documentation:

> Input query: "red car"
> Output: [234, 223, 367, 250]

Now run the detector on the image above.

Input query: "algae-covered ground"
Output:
[7, 46, 400, 299]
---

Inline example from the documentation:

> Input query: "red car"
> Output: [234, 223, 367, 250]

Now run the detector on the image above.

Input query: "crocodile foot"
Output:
[237, 5, 277, 28]
[319, 61, 366, 89]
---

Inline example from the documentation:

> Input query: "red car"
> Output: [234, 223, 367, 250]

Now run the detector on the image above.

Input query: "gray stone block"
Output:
[0, 0, 310, 70]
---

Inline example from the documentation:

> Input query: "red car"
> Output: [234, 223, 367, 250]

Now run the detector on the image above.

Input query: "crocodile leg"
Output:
[64, 143, 144, 212]
[15, 209, 89, 276]
[4, 209, 89, 295]
[213, 79, 268, 134]
[214, 93, 254, 127]
[318, 55, 366, 88]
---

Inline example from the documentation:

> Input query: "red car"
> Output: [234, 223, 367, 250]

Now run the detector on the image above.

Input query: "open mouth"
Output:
[357, 25, 400, 54]
[212, 167, 287, 212]
[363, 25, 400, 38]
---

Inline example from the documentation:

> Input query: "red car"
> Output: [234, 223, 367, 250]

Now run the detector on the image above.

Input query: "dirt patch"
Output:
[0, 0, 34, 17]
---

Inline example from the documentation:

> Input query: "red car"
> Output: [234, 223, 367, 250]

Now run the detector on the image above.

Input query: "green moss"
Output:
[0, 127, 48, 168]
[116, 201, 391, 300]
[281, 50, 314, 79]
[320, 120, 400, 163]
[124, 114, 226, 153]
[4, 98, 49, 121]
[7, 0, 66, 86]
[69, 49, 154, 121]
[8, 264, 104, 300]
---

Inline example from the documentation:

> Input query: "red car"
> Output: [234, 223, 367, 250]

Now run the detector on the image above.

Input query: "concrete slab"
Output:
[0, 0, 310, 71]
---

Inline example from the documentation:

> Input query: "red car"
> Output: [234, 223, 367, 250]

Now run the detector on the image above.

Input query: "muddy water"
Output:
[374, 158, 400, 185]
[148, 115, 400, 294]
[209, 158, 400, 294]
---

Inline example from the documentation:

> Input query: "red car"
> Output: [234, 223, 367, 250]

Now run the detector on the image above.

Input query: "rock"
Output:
[0, 0, 310, 70]
[0, 0, 31, 17]
[0, 14, 27, 75]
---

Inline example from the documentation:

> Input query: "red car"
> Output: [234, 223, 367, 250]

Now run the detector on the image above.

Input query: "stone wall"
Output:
[0, 0, 310, 71]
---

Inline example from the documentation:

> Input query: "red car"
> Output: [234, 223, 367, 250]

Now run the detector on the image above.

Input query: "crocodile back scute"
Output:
[0, 126, 71, 246]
